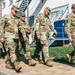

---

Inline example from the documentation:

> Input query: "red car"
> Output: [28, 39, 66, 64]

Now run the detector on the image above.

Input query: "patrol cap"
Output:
[20, 12, 26, 17]
[44, 7, 51, 14]
[71, 4, 75, 9]
[11, 4, 19, 12]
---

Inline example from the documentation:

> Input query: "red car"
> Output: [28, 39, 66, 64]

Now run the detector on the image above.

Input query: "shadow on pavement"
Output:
[18, 54, 28, 64]
[53, 57, 75, 67]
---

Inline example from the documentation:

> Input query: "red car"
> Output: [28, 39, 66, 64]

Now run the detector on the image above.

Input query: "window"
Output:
[9, 0, 13, 5]
[2, 1, 6, 9]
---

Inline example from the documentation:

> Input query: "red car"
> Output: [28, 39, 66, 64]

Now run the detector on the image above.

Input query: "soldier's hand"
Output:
[37, 35, 40, 39]
[0, 38, 4, 42]
[24, 25, 30, 30]
[68, 38, 73, 42]
[23, 36, 27, 41]
[52, 32, 57, 37]
[24, 25, 28, 29]
[32, 40, 35, 43]
[54, 31, 57, 35]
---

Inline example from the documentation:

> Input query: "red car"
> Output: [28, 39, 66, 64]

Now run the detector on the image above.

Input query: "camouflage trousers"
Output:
[5, 38, 19, 63]
[34, 39, 42, 59]
[40, 40, 50, 62]
[72, 41, 75, 47]
[19, 38, 31, 60]
[70, 41, 75, 56]
[25, 39, 31, 59]
[69, 29, 75, 56]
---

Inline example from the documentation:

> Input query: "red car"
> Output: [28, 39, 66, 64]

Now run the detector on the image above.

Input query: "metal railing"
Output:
[49, 4, 69, 23]
[48, 26, 68, 46]
[54, 27, 67, 38]
[30, 0, 41, 15]
[17, 0, 32, 17]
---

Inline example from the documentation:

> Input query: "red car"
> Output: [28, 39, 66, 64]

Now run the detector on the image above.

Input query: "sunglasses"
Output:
[15, 11, 18, 13]
[21, 16, 25, 17]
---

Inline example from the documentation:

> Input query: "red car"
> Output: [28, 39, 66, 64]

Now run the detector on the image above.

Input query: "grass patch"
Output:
[49, 46, 74, 58]
[31, 46, 75, 63]
[20, 46, 75, 63]
[30, 46, 74, 58]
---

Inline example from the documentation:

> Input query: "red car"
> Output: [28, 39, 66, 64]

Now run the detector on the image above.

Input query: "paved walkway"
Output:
[0, 57, 75, 75]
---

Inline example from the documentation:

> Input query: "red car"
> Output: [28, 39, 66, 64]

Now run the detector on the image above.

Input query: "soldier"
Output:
[65, 4, 75, 63]
[0, 5, 26, 72]
[19, 12, 36, 66]
[32, 7, 57, 67]
[32, 20, 42, 61]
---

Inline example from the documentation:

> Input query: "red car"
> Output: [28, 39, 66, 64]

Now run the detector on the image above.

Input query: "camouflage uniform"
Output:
[19, 17, 31, 59]
[32, 22, 42, 61]
[65, 4, 75, 63]
[32, 7, 57, 66]
[0, 5, 25, 72]
[0, 14, 26, 63]
[19, 13, 36, 66]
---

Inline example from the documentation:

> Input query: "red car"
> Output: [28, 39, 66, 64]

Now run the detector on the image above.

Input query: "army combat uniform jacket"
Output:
[0, 14, 26, 39]
[65, 12, 75, 46]
[32, 13, 57, 62]
[35, 13, 56, 41]
[0, 14, 26, 63]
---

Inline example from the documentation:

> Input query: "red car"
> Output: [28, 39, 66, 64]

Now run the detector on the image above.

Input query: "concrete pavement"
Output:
[0, 57, 75, 75]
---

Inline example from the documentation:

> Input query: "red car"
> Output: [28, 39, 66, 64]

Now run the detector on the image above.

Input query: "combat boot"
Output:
[28, 59, 36, 66]
[39, 59, 44, 64]
[66, 54, 72, 63]
[6, 61, 12, 69]
[16, 61, 20, 65]
[45, 60, 53, 67]
[13, 61, 22, 72]
[34, 57, 38, 61]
